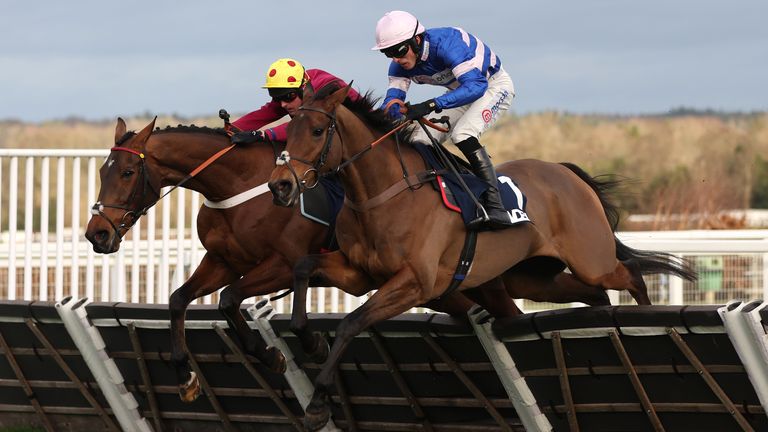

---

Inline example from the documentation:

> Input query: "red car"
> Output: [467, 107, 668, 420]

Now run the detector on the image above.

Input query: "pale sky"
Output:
[0, 0, 765, 122]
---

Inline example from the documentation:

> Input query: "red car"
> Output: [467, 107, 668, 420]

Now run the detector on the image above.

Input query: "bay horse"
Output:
[267, 85, 696, 430]
[84, 116, 565, 402]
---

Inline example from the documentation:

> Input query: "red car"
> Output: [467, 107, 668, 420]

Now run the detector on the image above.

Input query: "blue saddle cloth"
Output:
[412, 143, 529, 226]
[300, 174, 344, 251]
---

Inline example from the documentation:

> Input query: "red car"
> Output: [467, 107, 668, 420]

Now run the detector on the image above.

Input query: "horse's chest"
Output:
[344, 238, 403, 277]
[198, 215, 266, 263]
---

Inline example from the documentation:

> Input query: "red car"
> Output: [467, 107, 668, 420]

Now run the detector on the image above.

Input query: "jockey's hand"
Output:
[231, 130, 265, 145]
[385, 102, 404, 120]
[405, 99, 439, 120]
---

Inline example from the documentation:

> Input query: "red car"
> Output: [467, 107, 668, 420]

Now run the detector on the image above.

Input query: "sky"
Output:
[0, 0, 766, 122]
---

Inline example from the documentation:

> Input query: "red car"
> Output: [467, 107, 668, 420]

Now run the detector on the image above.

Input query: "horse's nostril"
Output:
[277, 180, 292, 194]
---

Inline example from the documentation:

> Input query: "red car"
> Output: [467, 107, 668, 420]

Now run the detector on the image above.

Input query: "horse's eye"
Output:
[121, 170, 134, 178]
[312, 128, 324, 137]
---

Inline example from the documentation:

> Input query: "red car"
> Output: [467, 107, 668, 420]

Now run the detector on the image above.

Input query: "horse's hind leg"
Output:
[169, 253, 238, 402]
[616, 258, 651, 305]
[462, 277, 523, 318]
[500, 269, 612, 306]
[575, 259, 651, 305]
[420, 277, 522, 319]
[218, 255, 292, 373]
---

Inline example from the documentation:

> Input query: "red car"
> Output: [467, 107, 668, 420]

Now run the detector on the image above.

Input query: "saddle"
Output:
[411, 143, 530, 227]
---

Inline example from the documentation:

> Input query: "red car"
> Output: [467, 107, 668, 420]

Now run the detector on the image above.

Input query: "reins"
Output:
[280, 98, 451, 210]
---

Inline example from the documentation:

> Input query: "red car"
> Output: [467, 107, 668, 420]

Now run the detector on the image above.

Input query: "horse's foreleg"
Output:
[291, 251, 374, 363]
[303, 266, 424, 431]
[169, 253, 238, 402]
[218, 256, 292, 373]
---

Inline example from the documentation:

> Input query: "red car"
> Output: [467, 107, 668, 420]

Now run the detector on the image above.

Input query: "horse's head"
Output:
[85, 117, 161, 253]
[268, 84, 352, 207]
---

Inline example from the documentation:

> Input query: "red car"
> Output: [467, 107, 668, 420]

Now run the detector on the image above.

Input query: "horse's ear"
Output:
[327, 81, 353, 108]
[115, 117, 127, 143]
[134, 116, 157, 144]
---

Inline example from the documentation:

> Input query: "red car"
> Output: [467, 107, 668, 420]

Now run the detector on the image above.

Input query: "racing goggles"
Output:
[272, 91, 300, 103]
[380, 41, 410, 59]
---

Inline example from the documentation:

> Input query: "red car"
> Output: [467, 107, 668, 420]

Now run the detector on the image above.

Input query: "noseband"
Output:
[275, 106, 341, 193]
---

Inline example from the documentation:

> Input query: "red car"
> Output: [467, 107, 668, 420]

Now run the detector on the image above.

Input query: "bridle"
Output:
[90, 147, 159, 245]
[91, 141, 237, 248]
[276, 98, 449, 191]
[275, 104, 419, 197]
[275, 106, 341, 193]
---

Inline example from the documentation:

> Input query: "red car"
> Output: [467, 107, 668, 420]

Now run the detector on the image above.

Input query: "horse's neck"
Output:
[148, 133, 276, 201]
[338, 114, 422, 204]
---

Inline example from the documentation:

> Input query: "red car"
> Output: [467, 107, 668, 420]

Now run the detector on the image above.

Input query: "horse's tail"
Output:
[559, 162, 622, 230]
[559, 162, 698, 281]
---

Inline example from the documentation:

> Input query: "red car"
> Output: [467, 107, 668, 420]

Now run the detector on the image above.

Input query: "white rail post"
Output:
[85, 157, 96, 301]
[8, 157, 18, 300]
[70, 157, 81, 299]
[247, 300, 341, 432]
[131, 220, 141, 303]
[175, 188, 185, 290]
[40, 157, 50, 301]
[23, 157, 34, 300]
[55, 297, 153, 432]
[467, 305, 552, 431]
[718, 301, 768, 418]
[55, 156, 65, 301]
[146, 208, 157, 303]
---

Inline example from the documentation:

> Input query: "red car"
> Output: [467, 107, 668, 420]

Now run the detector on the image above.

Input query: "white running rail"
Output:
[2, 149, 768, 312]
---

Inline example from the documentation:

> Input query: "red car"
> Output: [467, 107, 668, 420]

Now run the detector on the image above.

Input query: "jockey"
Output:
[231, 58, 360, 144]
[373, 11, 517, 230]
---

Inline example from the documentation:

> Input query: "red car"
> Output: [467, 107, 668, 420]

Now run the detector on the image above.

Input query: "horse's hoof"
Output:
[303, 396, 331, 431]
[267, 346, 287, 374]
[308, 332, 330, 364]
[179, 371, 201, 402]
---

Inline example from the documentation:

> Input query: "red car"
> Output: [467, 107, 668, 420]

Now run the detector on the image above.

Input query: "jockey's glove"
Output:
[385, 102, 404, 120]
[405, 99, 440, 120]
[231, 130, 266, 145]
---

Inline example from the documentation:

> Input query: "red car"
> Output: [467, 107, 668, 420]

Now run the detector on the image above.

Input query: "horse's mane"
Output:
[314, 88, 416, 144]
[116, 125, 229, 146]
[153, 125, 229, 137]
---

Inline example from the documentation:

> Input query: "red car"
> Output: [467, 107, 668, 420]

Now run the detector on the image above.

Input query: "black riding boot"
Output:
[457, 137, 516, 230]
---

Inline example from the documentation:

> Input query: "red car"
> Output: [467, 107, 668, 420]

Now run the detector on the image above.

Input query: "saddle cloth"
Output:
[412, 143, 530, 227]
[299, 175, 344, 252]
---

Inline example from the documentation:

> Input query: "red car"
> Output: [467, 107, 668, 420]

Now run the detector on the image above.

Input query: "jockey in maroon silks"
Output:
[231, 58, 360, 144]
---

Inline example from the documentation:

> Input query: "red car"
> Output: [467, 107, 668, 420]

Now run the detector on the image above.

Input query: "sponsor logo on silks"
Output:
[483, 90, 509, 123]
[412, 69, 455, 85]
[483, 89, 511, 124]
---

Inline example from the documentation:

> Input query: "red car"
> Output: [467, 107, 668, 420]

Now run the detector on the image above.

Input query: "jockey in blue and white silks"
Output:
[373, 10, 518, 230]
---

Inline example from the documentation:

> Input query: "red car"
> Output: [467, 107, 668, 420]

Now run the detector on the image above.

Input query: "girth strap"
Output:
[441, 229, 478, 299]
[344, 171, 436, 212]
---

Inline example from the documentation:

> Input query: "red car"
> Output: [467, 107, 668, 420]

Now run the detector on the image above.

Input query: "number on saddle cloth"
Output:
[411, 143, 530, 226]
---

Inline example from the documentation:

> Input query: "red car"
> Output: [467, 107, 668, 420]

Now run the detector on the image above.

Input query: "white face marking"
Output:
[107, 158, 115, 168]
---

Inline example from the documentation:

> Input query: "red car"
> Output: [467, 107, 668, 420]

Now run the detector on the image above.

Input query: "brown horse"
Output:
[84, 117, 548, 402]
[84, 118, 334, 402]
[267, 86, 696, 430]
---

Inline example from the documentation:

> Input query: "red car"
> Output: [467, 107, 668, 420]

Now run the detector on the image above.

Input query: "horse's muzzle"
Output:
[85, 229, 121, 253]
[268, 178, 299, 207]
